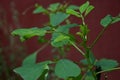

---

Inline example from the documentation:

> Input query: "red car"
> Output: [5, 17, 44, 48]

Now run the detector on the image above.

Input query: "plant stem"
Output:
[70, 41, 85, 56]
[96, 67, 120, 75]
[90, 27, 107, 49]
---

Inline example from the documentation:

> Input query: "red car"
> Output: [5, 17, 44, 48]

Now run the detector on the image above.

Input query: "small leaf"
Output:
[48, 3, 60, 11]
[85, 5, 94, 16]
[96, 58, 119, 70]
[33, 5, 46, 14]
[51, 34, 70, 47]
[79, 1, 89, 14]
[67, 5, 79, 10]
[50, 12, 69, 26]
[111, 16, 120, 24]
[55, 59, 81, 79]
[85, 72, 95, 80]
[100, 15, 112, 27]
[12, 27, 47, 42]
[66, 9, 81, 17]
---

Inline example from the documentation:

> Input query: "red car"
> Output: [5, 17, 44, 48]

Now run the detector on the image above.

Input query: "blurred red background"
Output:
[0, 0, 120, 80]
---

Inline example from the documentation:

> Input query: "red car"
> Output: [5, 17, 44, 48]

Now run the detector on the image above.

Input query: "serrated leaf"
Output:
[85, 5, 94, 16]
[96, 58, 119, 70]
[66, 9, 81, 17]
[48, 3, 60, 11]
[50, 12, 69, 26]
[79, 1, 89, 14]
[100, 15, 112, 27]
[55, 59, 81, 79]
[33, 6, 46, 14]
[12, 27, 47, 42]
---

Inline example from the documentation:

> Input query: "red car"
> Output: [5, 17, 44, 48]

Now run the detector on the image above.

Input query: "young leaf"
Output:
[96, 58, 119, 70]
[79, 1, 89, 14]
[85, 5, 94, 16]
[50, 12, 69, 26]
[100, 15, 112, 27]
[11, 27, 47, 42]
[67, 5, 79, 10]
[55, 59, 81, 79]
[51, 34, 70, 47]
[33, 5, 46, 14]
[48, 3, 60, 12]
[85, 72, 95, 80]
[66, 9, 81, 17]
[111, 16, 120, 24]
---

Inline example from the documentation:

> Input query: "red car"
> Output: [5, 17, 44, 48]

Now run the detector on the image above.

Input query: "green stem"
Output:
[96, 67, 120, 75]
[70, 41, 85, 56]
[90, 27, 107, 49]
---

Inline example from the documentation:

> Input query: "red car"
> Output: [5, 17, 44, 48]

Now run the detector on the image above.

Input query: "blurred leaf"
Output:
[80, 51, 96, 65]
[50, 12, 69, 26]
[51, 24, 77, 47]
[95, 58, 119, 70]
[14, 52, 51, 80]
[100, 15, 112, 27]
[33, 5, 46, 14]
[85, 72, 95, 80]
[55, 59, 81, 79]
[48, 3, 60, 11]
[111, 16, 120, 24]
[12, 27, 47, 42]
[85, 5, 94, 16]
[79, 1, 89, 14]
[66, 9, 81, 17]
[67, 5, 79, 10]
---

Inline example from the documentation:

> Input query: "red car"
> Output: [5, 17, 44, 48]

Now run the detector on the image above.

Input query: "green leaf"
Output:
[111, 16, 120, 24]
[67, 5, 79, 10]
[79, 1, 89, 14]
[100, 15, 112, 27]
[51, 24, 77, 47]
[48, 3, 60, 11]
[66, 9, 81, 17]
[33, 5, 46, 14]
[14, 61, 50, 80]
[51, 34, 70, 47]
[22, 52, 37, 66]
[85, 5, 94, 16]
[12, 27, 47, 42]
[50, 12, 69, 26]
[13, 52, 51, 80]
[80, 51, 96, 65]
[96, 58, 119, 70]
[85, 72, 95, 80]
[55, 59, 81, 79]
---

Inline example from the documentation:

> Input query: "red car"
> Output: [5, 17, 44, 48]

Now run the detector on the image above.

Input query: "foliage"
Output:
[11, 1, 120, 80]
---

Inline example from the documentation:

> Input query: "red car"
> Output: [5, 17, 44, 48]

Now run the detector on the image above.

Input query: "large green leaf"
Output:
[100, 15, 112, 27]
[79, 1, 89, 14]
[50, 12, 69, 26]
[12, 27, 47, 42]
[55, 59, 81, 79]
[14, 53, 51, 80]
[33, 5, 46, 14]
[48, 3, 60, 12]
[95, 58, 119, 70]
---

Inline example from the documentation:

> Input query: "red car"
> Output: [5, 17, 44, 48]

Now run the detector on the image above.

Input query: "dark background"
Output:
[0, 0, 120, 80]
